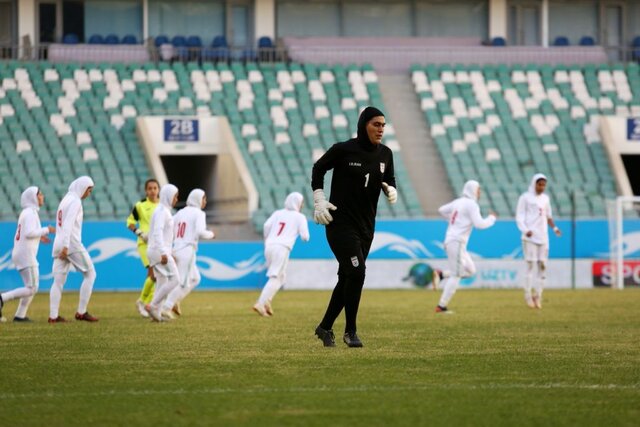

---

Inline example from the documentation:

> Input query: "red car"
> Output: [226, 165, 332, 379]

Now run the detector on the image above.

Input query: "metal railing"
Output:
[0, 42, 638, 69]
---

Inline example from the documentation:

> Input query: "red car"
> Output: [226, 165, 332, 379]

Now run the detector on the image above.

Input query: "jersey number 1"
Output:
[15, 224, 21, 241]
[364, 173, 370, 188]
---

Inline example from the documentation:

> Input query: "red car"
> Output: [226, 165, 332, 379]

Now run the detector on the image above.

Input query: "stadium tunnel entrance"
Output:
[621, 155, 640, 195]
[161, 155, 216, 209]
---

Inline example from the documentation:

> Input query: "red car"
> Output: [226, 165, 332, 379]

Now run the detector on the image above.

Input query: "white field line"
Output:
[0, 383, 638, 400]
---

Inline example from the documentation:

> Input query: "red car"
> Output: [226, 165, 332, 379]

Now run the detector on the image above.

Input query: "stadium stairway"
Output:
[379, 74, 453, 215]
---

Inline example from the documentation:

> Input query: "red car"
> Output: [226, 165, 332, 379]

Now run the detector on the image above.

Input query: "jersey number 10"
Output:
[176, 222, 187, 238]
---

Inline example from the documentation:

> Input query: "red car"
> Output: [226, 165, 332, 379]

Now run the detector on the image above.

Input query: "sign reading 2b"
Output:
[164, 119, 199, 142]
[626, 118, 640, 141]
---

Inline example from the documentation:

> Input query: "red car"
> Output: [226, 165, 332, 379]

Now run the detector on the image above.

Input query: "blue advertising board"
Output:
[1, 219, 639, 291]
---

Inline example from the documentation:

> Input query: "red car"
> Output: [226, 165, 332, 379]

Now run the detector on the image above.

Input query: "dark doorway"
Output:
[63, 1, 84, 42]
[39, 3, 57, 43]
[621, 155, 640, 195]
[161, 155, 217, 209]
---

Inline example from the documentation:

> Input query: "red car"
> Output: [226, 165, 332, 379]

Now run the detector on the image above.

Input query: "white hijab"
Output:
[462, 180, 480, 201]
[68, 176, 94, 198]
[284, 192, 303, 212]
[186, 189, 205, 209]
[159, 184, 179, 208]
[21, 186, 39, 210]
[529, 173, 548, 195]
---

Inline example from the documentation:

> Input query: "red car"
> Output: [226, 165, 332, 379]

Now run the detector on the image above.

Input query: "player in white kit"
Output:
[253, 192, 310, 317]
[145, 183, 180, 322]
[435, 180, 496, 313]
[0, 187, 55, 322]
[50, 176, 98, 323]
[160, 189, 215, 319]
[516, 173, 561, 309]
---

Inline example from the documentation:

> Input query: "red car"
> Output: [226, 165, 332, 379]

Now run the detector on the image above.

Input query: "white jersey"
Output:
[12, 188, 49, 270]
[52, 195, 84, 255]
[516, 192, 552, 245]
[148, 205, 175, 261]
[439, 197, 496, 245]
[173, 206, 214, 252]
[147, 184, 180, 266]
[264, 208, 310, 250]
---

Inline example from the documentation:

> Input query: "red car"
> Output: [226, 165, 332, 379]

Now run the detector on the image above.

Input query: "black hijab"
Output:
[356, 106, 385, 150]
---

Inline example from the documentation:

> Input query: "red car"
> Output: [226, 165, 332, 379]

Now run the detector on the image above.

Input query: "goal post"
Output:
[607, 196, 640, 290]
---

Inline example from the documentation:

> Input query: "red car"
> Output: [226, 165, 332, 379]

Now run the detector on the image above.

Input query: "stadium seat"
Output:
[63, 34, 79, 44]
[104, 34, 120, 45]
[579, 36, 596, 46]
[154, 35, 169, 47]
[491, 37, 506, 47]
[553, 36, 570, 46]
[88, 34, 104, 44]
[121, 34, 138, 45]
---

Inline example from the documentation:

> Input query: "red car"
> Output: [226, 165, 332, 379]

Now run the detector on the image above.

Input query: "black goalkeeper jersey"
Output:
[311, 138, 396, 238]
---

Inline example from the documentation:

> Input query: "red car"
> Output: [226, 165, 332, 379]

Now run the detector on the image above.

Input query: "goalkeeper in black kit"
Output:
[311, 106, 398, 348]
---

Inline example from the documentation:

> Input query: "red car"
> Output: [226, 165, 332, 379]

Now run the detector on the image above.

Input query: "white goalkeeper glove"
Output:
[135, 229, 149, 243]
[313, 189, 337, 225]
[382, 182, 397, 204]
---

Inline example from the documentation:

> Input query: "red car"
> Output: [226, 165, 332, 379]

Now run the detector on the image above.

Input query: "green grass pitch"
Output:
[1, 288, 639, 426]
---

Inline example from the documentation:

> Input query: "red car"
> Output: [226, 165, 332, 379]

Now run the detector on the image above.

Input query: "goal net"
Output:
[606, 196, 640, 289]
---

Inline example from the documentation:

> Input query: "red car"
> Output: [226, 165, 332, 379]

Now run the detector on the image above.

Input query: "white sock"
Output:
[50, 274, 66, 319]
[77, 269, 97, 314]
[1, 287, 33, 303]
[524, 262, 534, 300]
[438, 276, 460, 307]
[258, 277, 282, 306]
[15, 294, 35, 318]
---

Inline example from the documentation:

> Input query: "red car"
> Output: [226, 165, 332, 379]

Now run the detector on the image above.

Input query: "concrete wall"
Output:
[254, 0, 275, 40]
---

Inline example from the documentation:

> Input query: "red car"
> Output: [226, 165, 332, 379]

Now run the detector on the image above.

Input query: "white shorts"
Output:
[152, 255, 179, 278]
[445, 240, 476, 278]
[52, 250, 94, 275]
[174, 246, 200, 289]
[265, 244, 290, 281]
[522, 240, 549, 262]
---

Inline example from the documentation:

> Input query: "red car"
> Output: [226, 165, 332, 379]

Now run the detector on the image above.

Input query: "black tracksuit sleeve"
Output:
[383, 150, 396, 189]
[311, 144, 340, 191]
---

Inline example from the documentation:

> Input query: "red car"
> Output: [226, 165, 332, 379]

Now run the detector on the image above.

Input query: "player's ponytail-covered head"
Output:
[357, 106, 385, 144]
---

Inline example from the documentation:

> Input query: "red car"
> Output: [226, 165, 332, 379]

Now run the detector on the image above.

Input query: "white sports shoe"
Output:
[252, 303, 270, 317]
[533, 296, 542, 309]
[161, 309, 175, 321]
[136, 300, 150, 318]
[526, 297, 536, 309]
[146, 304, 163, 322]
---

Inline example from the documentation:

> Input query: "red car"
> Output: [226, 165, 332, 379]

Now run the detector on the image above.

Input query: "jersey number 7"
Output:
[277, 222, 286, 236]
